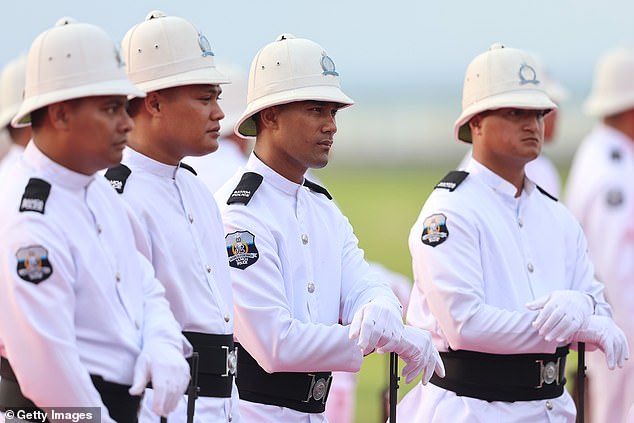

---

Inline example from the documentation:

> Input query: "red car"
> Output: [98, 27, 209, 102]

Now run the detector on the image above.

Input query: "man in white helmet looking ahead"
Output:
[565, 46, 634, 423]
[106, 11, 240, 422]
[397, 43, 628, 422]
[0, 18, 190, 423]
[215, 33, 444, 423]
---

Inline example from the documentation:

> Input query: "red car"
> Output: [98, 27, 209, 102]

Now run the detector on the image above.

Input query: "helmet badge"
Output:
[518, 63, 539, 85]
[321, 52, 339, 76]
[198, 33, 215, 57]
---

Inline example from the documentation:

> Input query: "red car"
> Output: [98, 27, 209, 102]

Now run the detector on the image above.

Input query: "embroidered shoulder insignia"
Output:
[227, 172, 264, 205]
[225, 230, 259, 269]
[179, 162, 197, 175]
[303, 178, 332, 200]
[435, 171, 469, 192]
[19, 178, 51, 214]
[104, 164, 132, 194]
[16, 245, 53, 284]
[537, 185, 558, 202]
[421, 213, 449, 247]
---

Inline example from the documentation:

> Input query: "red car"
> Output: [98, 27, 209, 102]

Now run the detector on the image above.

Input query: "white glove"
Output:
[128, 346, 191, 417]
[348, 297, 404, 355]
[377, 325, 445, 384]
[526, 290, 594, 342]
[573, 315, 629, 370]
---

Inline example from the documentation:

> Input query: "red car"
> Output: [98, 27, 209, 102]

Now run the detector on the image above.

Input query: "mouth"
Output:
[318, 139, 333, 148]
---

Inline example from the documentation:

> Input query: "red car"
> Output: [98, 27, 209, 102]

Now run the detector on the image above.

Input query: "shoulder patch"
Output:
[179, 162, 197, 175]
[104, 164, 131, 194]
[421, 213, 449, 247]
[435, 171, 469, 192]
[536, 185, 558, 202]
[19, 178, 51, 214]
[225, 231, 259, 270]
[16, 245, 53, 284]
[303, 178, 332, 200]
[227, 172, 264, 205]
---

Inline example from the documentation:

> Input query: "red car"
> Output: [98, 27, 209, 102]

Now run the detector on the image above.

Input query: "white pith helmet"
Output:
[235, 33, 354, 138]
[0, 54, 27, 128]
[12, 17, 145, 127]
[454, 43, 556, 143]
[584, 46, 634, 118]
[121, 10, 229, 94]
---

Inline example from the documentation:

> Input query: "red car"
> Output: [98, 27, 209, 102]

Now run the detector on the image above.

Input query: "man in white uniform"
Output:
[0, 18, 190, 422]
[398, 43, 629, 422]
[216, 33, 444, 423]
[106, 11, 239, 423]
[565, 46, 634, 423]
[0, 54, 31, 181]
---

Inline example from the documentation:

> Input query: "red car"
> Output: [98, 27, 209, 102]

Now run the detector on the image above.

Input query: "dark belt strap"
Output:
[182, 332, 235, 398]
[0, 357, 141, 423]
[430, 346, 569, 402]
[235, 342, 332, 414]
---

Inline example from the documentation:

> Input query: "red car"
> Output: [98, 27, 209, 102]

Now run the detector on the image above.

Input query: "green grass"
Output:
[315, 164, 447, 423]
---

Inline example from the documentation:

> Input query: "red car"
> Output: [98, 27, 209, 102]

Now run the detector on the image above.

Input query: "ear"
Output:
[144, 91, 163, 116]
[259, 106, 280, 130]
[469, 114, 483, 137]
[47, 102, 72, 130]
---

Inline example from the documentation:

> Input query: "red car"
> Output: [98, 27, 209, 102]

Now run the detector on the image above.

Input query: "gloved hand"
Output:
[349, 297, 404, 355]
[128, 345, 190, 417]
[526, 290, 594, 342]
[572, 315, 629, 370]
[377, 325, 445, 384]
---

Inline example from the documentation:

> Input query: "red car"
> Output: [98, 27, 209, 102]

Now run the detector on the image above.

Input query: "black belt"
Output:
[430, 346, 569, 402]
[182, 332, 236, 398]
[235, 342, 332, 413]
[0, 357, 141, 423]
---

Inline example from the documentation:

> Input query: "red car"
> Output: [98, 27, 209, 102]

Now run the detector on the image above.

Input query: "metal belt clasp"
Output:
[535, 357, 561, 388]
[303, 374, 332, 404]
[222, 346, 238, 377]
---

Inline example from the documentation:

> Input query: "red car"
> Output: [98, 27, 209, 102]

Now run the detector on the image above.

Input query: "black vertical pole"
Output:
[577, 342, 585, 423]
[389, 352, 399, 423]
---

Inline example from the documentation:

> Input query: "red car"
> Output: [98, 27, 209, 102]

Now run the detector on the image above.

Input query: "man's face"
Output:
[65, 95, 133, 174]
[155, 84, 224, 160]
[473, 107, 547, 168]
[268, 100, 340, 177]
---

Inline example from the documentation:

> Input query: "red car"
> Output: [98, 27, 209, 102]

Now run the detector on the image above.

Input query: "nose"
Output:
[121, 109, 134, 133]
[323, 112, 337, 134]
[210, 101, 225, 122]
[523, 111, 543, 130]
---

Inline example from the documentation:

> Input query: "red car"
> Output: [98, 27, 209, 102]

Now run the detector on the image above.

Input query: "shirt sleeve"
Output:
[0, 215, 115, 422]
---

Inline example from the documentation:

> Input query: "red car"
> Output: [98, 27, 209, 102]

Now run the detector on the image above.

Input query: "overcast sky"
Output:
[2, 1, 633, 163]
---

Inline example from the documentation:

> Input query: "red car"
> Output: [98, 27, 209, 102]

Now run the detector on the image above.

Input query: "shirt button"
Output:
[301, 234, 309, 244]
[224, 314, 230, 322]
[527, 263, 534, 273]
[135, 320, 140, 330]
[228, 414, 232, 422]
[545, 400, 553, 410]
[307, 282, 315, 293]
[517, 217, 523, 228]
[188, 214, 194, 223]
[115, 272, 121, 282]
[96, 224, 102, 234]
[206, 265, 212, 273]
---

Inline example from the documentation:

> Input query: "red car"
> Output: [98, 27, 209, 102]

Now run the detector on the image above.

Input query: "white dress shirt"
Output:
[0, 142, 184, 423]
[215, 153, 401, 423]
[398, 159, 610, 423]
[114, 147, 238, 423]
[565, 123, 634, 423]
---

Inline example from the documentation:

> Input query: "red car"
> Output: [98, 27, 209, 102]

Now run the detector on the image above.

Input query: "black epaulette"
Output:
[104, 164, 132, 194]
[537, 185, 558, 202]
[226, 172, 264, 205]
[19, 178, 51, 214]
[434, 170, 469, 192]
[179, 162, 197, 175]
[303, 178, 332, 200]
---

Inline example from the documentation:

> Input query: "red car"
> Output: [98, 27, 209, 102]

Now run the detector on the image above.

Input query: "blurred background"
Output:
[3, 1, 633, 421]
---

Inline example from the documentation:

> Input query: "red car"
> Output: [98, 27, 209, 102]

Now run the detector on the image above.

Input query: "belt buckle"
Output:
[535, 357, 561, 388]
[303, 374, 332, 404]
[222, 346, 238, 377]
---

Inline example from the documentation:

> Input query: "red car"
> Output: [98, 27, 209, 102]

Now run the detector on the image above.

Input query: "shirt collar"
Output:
[123, 146, 180, 179]
[245, 152, 304, 196]
[23, 141, 95, 190]
[465, 157, 537, 198]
